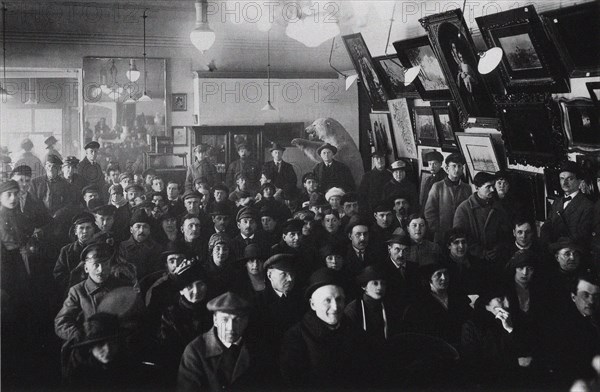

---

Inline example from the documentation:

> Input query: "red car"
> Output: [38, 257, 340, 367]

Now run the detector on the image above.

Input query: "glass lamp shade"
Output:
[286, 12, 340, 48]
[190, 27, 216, 53]
[404, 66, 421, 86]
[262, 101, 276, 111]
[126, 60, 140, 82]
[477, 47, 503, 75]
[138, 93, 152, 102]
[345, 74, 359, 90]
[124, 95, 136, 104]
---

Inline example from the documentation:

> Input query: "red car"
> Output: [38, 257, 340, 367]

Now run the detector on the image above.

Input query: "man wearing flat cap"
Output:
[78, 141, 104, 190]
[230, 206, 270, 260]
[118, 209, 163, 281]
[225, 144, 261, 194]
[89, 200, 123, 245]
[358, 150, 392, 213]
[62, 156, 86, 195]
[262, 142, 297, 195]
[424, 152, 471, 246]
[419, 150, 446, 209]
[280, 268, 368, 389]
[185, 143, 217, 192]
[540, 160, 594, 249]
[312, 143, 355, 193]
[382, 159, 418, 212]
[30, 154, 75, 215]
[10, 164, 51, 229]
[178, 291, 265, 391]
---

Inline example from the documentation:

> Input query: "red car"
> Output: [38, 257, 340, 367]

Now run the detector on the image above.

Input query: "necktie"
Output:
[564, 195, 572, 202]
[358, 251, 364, 262]
[276, 162, 281, 173]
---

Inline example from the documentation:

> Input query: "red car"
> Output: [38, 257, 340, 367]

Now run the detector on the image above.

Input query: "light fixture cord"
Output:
[143, 9, 148, 93]
[383, 3, 404, 69]
[2, 2, 6, 91]
[266, 29, 271, 102]
[328, 37, 347, 78]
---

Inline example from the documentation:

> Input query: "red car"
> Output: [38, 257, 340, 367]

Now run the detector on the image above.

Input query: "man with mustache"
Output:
[118, 209, 163, 281]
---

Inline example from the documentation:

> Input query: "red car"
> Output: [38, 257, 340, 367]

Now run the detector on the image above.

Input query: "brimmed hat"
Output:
[161, 241, 188, 259]
[549, 237, 584, 254]
[90, 201, 116, 216]
[309, 192, 328, 208]
[419, 261, 450, 281]
[125, 184, 144, 193]
[423, 151, 444, 163]
[282, 219, 304, 234]
[82, 184, 100, 196]
[386, 234, 411, 247]
[45, 135, 58, 147]
[10, 165, 32, 178]
[63, 156, 80, 166]
[208, 233, 231, 253]
[207, 292, 251, 315]
[264, 253, 295, 272]
[305, 267, 343, 299]
[356, 265, 386, 286]
[209, 202, 233, 216]
[507, 249, 536, 270]
[390, 160, 407, 171]
[212, 183, 229, 193]
[325, 187, 345, 201]
[72, 313, 122, 348]
[259, 205, 278, 220]
[238, 243, 265, 263]
[269, 142, 285, 152]
[80, 241, 114, 262]
[193, 143, 210, 153]
[319, 243, 345, 261]
[317, 143, 338, 156]
[260, 182, 276, 193]
[84, 141, 100, 150]
[559, 161, 580, 177]
[236, 206, 258, 222]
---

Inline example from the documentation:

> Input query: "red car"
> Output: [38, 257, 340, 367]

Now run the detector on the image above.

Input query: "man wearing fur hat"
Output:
[312, 143, 355, 193]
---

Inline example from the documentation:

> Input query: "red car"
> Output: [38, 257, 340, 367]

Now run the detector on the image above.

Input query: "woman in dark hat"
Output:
[44, 135, 63, 162]
[201, 233, 242, 299]
[235, 243, 268, 303]
[403, 261, 471, 348]
[254, 181, 291, 222]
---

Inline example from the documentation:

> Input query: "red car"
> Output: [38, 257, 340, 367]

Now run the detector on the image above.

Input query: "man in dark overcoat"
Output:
[262, 142, 297, 194]
[77, 141, 104, 191]
[30, 154, 75, 215]
[185, 143, 217, 191]
[225, 144, 261, 194]
[312, 143, 355, 193]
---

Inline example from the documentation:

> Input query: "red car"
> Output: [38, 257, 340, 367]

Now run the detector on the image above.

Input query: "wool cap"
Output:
[207, 292, 252, 315]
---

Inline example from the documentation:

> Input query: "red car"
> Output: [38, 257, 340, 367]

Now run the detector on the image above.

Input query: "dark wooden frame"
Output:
[372, 54, 419, 99]
[508, 170, 547, 222]
[495, 93, 566, 167]
[557, 97, 600, 154]
[171, 126, 188, 146]
[419, 9, 496, 126]
[430, 101, 459, 151]
[413, 106, 440, 147]
[475, 5, 569, 93]
[342, 33, 389, 110]
[455, 132, 502, 181]
[171, 93, 187, 111]
[541, 2, 600, 78]
[369, 112, 398, 160]
[587, 82, 600, 107]
[393, 36, 451, 101]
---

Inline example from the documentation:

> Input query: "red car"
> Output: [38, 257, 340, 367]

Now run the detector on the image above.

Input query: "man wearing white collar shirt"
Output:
[312, 143, 355, 193]
[541, 161, 593, 249]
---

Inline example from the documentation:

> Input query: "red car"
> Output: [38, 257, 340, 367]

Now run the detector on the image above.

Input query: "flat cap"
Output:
[0, 180, 20, 194]
[386, 234, 411, 247]
[269, 142, 286, 152]
[390, 160, 407, 171]
[182, 190, 201, 201]
[356, 265, 386, 287]
[325, 187, 345, 201]
[125, 183, 144, 193]
[281, 219, 304, 234]
[72, 212, 95, 226]
[91, 203, 117, 216]
[259, 205, 278, 219]
[84, 141, 100, 150]
[46, 154, 63, 166]
[80, 241, 114, 262]
[206, 292, 251, 315]
[317, 143, 338, 156]
[63, 156, 80, 166]
[82, 184, 100, 195]
[305, 267, 343, 299]
[264, 253, 296, 272]
[424, 150, 444, 162]
[236, 206, 258, 222]
[302, 172, 317, 183]
[11, 165, 32, 178]
[129, 209, 152, 226]
[236, 143, 249, 151]
[212, 183, 229, 193]
[193, 143, 210, 153]
[45, 135, 58, 146]
[118, 173, 134, 182]
[549, 237, 584, 254]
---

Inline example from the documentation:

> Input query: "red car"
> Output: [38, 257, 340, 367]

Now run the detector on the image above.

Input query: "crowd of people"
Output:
[1, 138, 600, 391]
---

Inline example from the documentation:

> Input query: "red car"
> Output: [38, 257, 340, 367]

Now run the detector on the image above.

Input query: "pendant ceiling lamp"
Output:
[285, 4, 340, 48]
[328, 37, 358, 91]
[190, 0, 215, 53]
[126, 59, 140, 82]
[261, 30, 276, 111]
[1, 2, 12, 101]
[24, 78, 36, 105]
[139, 9, 152, 102]
[477, 47, 503, 74]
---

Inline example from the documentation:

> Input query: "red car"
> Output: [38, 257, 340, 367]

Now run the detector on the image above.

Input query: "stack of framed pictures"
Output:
[454, 132, 502, 181]
[412, 102, 459, 151]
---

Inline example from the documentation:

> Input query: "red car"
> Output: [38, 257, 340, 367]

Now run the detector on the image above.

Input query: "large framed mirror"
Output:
[82, 57, 167, 173]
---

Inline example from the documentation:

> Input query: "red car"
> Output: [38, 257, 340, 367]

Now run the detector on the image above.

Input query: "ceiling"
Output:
[2, 0, 592, 77]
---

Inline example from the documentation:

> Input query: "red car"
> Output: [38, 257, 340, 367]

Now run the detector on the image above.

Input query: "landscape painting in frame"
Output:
[393, 36, 451, 101]
[420, 9, 495, 125]
[343, 33, 388, 110]
[413, 107, 439, 147]
[476, 6, 570, 93]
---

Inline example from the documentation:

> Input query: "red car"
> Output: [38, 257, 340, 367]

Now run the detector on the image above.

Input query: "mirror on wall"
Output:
[82, 57, 166, 172]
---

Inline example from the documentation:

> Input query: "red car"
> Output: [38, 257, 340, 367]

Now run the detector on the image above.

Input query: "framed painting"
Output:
[587, 82, 600, 107]
[495, 93, 566, 167]
[419, 170, 434, 200]
[387, 98, 417, 159]
[413, 106, 439, 147]
[417, 146, 442, 174]
[431, 101, 459, 151]
[369, 112, 397, 161]
[342, 33, 389, 110]
[455, 132, 501, 180]
[372, 55, 419, 99]
[172, 126, 188, 146]
[557, 98, 600, 154]
[542, 2, 600, 78]
[509, 170, 547, 222]
[476, 5, 569, 92]
[172, 93, 187, 111]
[420, 9, 496, 126]
[393, 36, 451, 101]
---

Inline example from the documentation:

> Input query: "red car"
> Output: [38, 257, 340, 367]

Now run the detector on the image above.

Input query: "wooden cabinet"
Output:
[192, 126, 263, 169]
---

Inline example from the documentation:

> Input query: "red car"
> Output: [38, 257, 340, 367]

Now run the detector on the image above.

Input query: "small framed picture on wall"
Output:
[172, 93, 187, 112]
[172, 127, 188, 146]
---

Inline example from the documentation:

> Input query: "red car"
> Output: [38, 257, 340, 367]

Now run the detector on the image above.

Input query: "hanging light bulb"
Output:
[477, 47, 503, 74]
[190, 0, 216, 53]
[139, 9, 152, 102]
[1, 3, 12, 101]
[126, 59, 140, 82]
[262, 30, 276, 111]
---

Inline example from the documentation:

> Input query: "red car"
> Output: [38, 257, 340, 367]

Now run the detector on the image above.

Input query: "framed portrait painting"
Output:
[557, 98, 600, 153]
[476, 6, 569, 92]
[393, 36, 451, 101]
[172, 93, 187, 111]
[419, 9, 496, 126]
[369, 112, 397, 161]
[387, 98, 417, 159]
[541, 2, 600, 78]
[495, 93, 566, 167]
[172, 126, 188, 146]
[342, 33, 388, 110]
[431, 101, 459, 151]
[372, 55, 419, 99]
[455, 132, 501, 180]
[413, 107, 439, 147]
